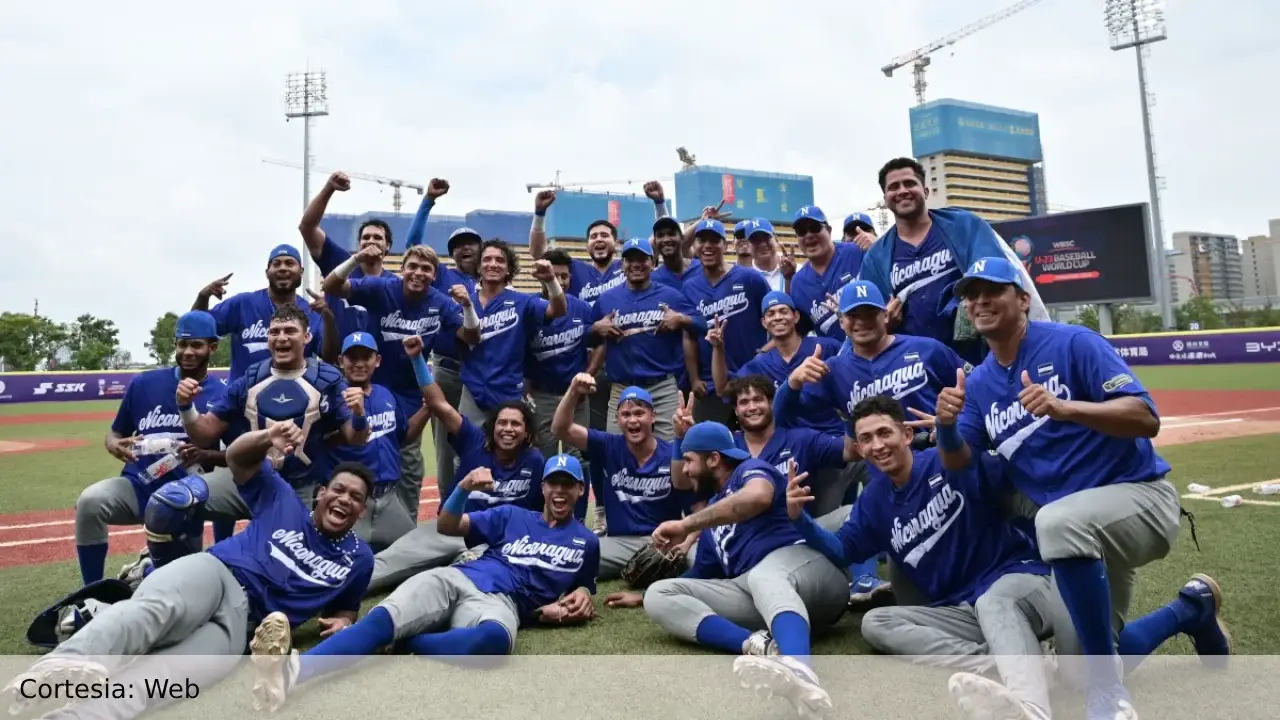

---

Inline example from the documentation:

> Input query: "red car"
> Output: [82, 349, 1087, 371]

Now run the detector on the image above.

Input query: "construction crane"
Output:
[262, 158, 425, 213]
[525, 170, 672, 194]
[881, 0, 1048, 106]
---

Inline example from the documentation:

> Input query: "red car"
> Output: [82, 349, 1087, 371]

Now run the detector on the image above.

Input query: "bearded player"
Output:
[247, 455, 599, 711]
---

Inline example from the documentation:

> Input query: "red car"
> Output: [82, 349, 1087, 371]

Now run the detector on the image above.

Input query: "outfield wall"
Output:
[1, 328, 1277, 403]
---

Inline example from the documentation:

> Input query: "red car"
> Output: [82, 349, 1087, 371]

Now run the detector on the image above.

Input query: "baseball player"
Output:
[788, 205, 864, 342]
[322, 332, 431, 550]
[359, 341, 557, 595]
[650, 202, 702, 290]
[178, 303, 369, 505]
[590, 237, 701, 440]
[624, 422, 847, 720]
[4, 422, 373, 719]
[856, 158, 1050, 365]
[788, 395, 1057, 720]
[552, 375, 697, 579]
[841, 212, 878, 249]
[710, 291, 844, 434]
[247, 455, 600, 712]
[933, 256, 1184, 720]
[683, 219, 774, 426]
[742, 218, 795, 293]
[73, 311, 249, 585]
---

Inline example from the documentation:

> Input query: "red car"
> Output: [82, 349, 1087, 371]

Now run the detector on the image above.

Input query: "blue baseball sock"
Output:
[848, 556, 880, 583]
[1052, 558, 1121, 688]
[76, 544, 109, 585]
[297, 607, 396, 685]
[770, 611, 811, 661]
[1117, 597, 1199, 661]
[212, 519, 236, 543]
[402, 621, 510, 656]
[695, 615, 751, 654]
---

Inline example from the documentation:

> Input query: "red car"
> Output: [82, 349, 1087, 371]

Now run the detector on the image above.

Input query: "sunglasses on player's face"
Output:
[794, 220, 824, 237]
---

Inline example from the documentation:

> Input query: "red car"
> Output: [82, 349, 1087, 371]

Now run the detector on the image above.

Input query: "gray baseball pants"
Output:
[74, 468, 252, 546]
[29, 552, 247, 720]
[429, 357, 465, 499]
[643, 543, 849, 643]
[352, 486, 417, 552]
[365, 519, 470, 595]
[530, 387, 589, 463]
[861, 571, 1056, 712]
[379, 566, 519, 652]
[607, 375, 679, 440]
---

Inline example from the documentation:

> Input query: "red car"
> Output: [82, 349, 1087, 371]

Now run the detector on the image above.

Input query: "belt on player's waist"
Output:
[371, 482, 398, 499]
[431, 354, 461, 373]
[617, 373, 674, 388]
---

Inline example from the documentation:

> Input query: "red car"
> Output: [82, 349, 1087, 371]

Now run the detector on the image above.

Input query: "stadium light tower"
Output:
[285, 71, 329, 289]
[1104, 0, 1173, 329]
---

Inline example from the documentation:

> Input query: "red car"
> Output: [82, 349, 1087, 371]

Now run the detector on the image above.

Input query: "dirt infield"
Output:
[1151, 389, 1280, 446]
[0, 412, 115, 426]
[0, 439, 88, 455]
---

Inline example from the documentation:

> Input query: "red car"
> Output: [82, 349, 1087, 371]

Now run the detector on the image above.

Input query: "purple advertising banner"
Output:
[0, 370, 231, 404]
[1106, 329, 1280, 365]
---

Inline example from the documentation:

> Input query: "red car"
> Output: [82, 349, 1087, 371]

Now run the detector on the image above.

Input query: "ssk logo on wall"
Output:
[33, 382, 88, 395]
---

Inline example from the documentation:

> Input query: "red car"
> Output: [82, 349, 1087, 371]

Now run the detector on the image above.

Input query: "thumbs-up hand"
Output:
[935, 367, 967, 426]
[592, 310, 623, 339]
[786, 344, 829, 390]
[784, 459, 813, 522]
[1017, 369, 1066, 420]
[673, 391, 696, 439]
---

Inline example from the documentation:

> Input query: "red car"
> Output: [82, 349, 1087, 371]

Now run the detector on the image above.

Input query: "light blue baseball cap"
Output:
[954, 257, 1027, 297]
[175, 311, 217, 340]
[694, 219, 726, 239]
[543, 454, 586, 484]
[618, 386, 655, 408]
[341, 332, 379, 355]
[621, 237, 654, 258]
[839, 281, 887, 313]
[682, 422, 750, 461]
[762, 290, 795, 312]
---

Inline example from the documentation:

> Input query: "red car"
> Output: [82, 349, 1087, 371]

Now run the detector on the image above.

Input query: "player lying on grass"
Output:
[607, 421, 847, 720]
[247, 455, 600, 712]
[3, 422, 374, 719]
[552, 373, 698, 581]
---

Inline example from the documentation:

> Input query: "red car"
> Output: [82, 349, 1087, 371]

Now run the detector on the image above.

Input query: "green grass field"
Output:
[1, 364, 1278, 659]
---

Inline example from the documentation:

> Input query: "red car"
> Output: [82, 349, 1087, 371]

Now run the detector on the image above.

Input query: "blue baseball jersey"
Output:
[459, 289, 549, 412]
[430, 266, 479, 361]
[733, 426, 846, 490]
[683, 265, 772, 389]
[208, 359, 351, 484]
[790, 335, 967, 423]
[450, 416, 546, 513]
[458, 504, 600, 624]
[701, 458, 806, 578]
[318, 384, 407, 486]
[527, 294, 594, 395]
[207, 290, 325, 381]
[585, 431, 693, 536]
[314, 237, 398, 341]
[568, 258, 624, 306]
[732, 336, 845, 433]
[652, 259, 703, 290]
[592, 283, 695, 384]
[790, 243, 863, 340]
[806, 448, 1047, 607]
[209, 461, 373, 627]
[957, 322, 1171, 507]
[889, 228, 962, 350]
[111, 368, 228, 504]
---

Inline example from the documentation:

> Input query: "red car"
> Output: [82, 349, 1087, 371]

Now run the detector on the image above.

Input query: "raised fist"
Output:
[643, 181, 664, 202]
[460, 466, 495, 494]
[175, 378, 203, 406]
[570, 373, 597, 395]
[327, 172, 351, 192]
[402, 335, 424, 357]
[535, 190, 556, 213]
[532, 259, 555, 282]
[342, 387, 366, 417]
[449, 284, 472, 308]
[427, 178, 450, 199]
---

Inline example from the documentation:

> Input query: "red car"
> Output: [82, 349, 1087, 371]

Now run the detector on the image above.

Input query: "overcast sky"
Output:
[1, 0, 1274, 358]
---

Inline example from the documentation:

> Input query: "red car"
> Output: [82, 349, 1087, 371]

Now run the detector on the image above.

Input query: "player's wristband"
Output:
[936, 423, 965, 453]
[543, 278, 563, 299]
[411, 353, 435, 388]
[532, 214, 546, 230]
[351, 414, 368, 431]
[177, 401, 193, 412]
[671, 437, 683, 463]
[333, 255, 360, 279]
[180, 406, 199, 424]
[443, 484, 470, 516]
[462, 304, 481, 330]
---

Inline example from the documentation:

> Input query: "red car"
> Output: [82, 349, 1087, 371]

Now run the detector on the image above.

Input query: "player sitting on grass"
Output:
[247, 455, 600, 712]
[3, 422, 373, 719]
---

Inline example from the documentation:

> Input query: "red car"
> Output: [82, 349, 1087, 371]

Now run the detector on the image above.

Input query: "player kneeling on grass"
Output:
[248, 454, 600, 712]
[609, 421, 847, 720]
[552, 373, 699, 583]
[3, 423, 373, 719]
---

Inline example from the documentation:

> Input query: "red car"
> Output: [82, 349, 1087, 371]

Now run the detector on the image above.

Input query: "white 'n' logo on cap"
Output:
[353, 332, 363, 342]
[799, 206, 810, 215]
[973, 260, 987, 273]
[856, 285, 868, 298]
[556, 455, 569, 468]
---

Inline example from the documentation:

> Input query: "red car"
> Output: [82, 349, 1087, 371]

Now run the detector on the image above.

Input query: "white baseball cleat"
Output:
[733, 655, 833, 720]
[947, 672, 1051, 720]
[741, 630, 779, 657]
[3, 657, 108, 716]
[249, 612, 298, 712]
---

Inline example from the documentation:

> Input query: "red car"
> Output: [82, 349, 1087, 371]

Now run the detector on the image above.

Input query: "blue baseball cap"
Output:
[954, 257, 1027, 297]
[761, 290, 795, 312]
[745, 218, 775, 240]
[621, 237, 654, 258]
[543, 454, 586, 484]
[694, 218, 726, 239]
[682, 422, 750, 461]
[267, 244, 302, 265]
[843, 212, 875, 231]
[341, 331, 379, 355]
[792, 206, 829, 225]
[618, 386, 654, 408]
[175, 311, 217, 340]
[448, 227, 482, 252]
[733, 220, 751, 239]
[839, 280, 887, 313]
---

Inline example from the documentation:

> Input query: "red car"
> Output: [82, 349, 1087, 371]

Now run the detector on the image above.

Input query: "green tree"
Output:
[1174, 295, 1225, 331]
[1072, 305, 1101, 331]
[0, 312, 67, 371]
[1112, 304, 1163, 335]
[211, 336, 231, 368]
[66, 313, 120, 370]
[1251, 303, 1280, 327]
[145, 312, 180, 365]
[108, 349, 133, 369]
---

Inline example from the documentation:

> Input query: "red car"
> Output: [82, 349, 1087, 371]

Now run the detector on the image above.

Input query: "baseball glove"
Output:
[620, 543, 686, 589]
